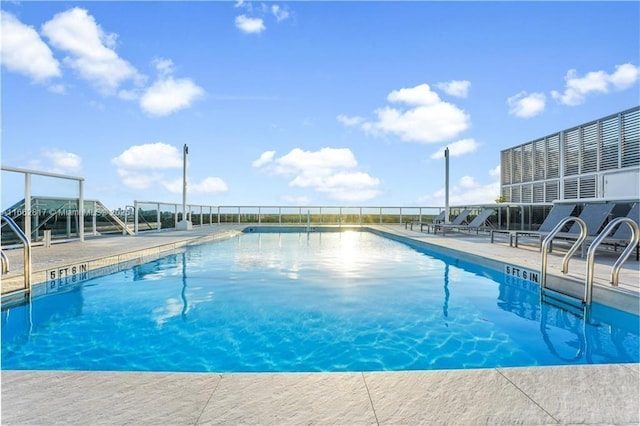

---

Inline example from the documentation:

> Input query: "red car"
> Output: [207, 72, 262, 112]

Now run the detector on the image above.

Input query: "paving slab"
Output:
[363, 369, 557, 425]
[497, 364, 640, 425]
[198, 372, 377, 425]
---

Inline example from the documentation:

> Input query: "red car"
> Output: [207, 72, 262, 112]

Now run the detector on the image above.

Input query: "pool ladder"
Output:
[1, 213, 32, 294]
[540, 216, 639, 307]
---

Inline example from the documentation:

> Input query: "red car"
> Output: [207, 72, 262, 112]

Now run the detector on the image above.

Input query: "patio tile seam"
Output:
[194, 373, 223, 426]
[495, 367, 561, 424]
[360, 371, 380, 426]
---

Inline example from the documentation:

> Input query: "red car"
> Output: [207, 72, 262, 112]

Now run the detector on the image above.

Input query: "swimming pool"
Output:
[2, 230, 638, 372]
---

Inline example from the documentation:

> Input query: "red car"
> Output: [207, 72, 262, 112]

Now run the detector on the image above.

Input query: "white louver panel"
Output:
[581, 123, 598, 173]
[600, 116, 619, 170]
[563, 179, 578, 200]
[579, 176, 597, 199]
[512, 147, 522, 183]
[622, 108, 639, 168]
[545, 181, 559, 202]
[533, 139, 545, 180]
[521, 184, 532, 203]
[564, 128, 580, 176]
[501, 150, 511, 185]
[533, 183, 544, 203]
[511, 186, 521, 203]
[546, 134, 560, 179]
[522, 143, 533, 182]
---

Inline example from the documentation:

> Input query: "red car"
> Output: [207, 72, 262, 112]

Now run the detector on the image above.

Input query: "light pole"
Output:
[176, 144, 193, 230]
[444, 147, 450, 224]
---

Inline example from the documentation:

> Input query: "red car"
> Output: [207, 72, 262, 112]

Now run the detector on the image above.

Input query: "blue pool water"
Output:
[2, 231, 638, 372]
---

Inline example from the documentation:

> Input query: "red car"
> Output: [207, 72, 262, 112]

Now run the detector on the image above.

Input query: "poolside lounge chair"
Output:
[512, 203, 615, 250]
[434, 208, 496, 235]
[490, 203, 577, 246]
[405, 211, 445, 231]
[427, 209, 472, 234]
[595, 203, 639, 260]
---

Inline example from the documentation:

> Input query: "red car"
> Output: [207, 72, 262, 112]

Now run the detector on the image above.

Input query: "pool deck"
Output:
[2, 224, 639, 425]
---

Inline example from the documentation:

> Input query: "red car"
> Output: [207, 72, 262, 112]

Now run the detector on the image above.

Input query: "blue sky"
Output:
[2, 1, 639, 210]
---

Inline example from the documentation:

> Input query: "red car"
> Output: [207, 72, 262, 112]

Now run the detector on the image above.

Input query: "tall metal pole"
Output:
[176, 144, 192, 230]
[444, 147, 450, 224]
[182, 144, 188, 221]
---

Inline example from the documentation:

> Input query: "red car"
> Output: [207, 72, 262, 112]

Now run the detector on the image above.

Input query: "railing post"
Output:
[134, 201, 139, 234]
[92, 201, 97, 236]
[78, 178, 84, 242]
[24, 172, 31, 243]
[157, 203, 161, 231]
[379, 207, 382, 224]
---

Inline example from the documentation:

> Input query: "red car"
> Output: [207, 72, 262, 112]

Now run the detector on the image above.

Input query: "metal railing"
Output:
[540, 217, 588, 302]
[2, 165, 85, 242]
[1, 213, 31, 292]
[585, 217, 640, 303]
[132, 201, 449, 234]
[1, 250, 8, 274]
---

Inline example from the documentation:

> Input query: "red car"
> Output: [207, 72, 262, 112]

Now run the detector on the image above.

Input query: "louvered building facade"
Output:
[500, 106, 640, 204]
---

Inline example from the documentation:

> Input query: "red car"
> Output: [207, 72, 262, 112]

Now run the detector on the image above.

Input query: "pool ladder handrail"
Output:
[584, 217, 639, 305]
[540, 217, 587, 302]
[1, 250, 9, 274]
[1, 213, 32, 292]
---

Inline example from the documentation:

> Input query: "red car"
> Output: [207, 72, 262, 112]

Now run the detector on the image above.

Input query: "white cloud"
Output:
[418, 166, 501, 206]
[387, 83, 440, 106]
[339, 83, 470, 143]
[41, 7, 141, 94]
[191, 177, 228, 194]
[371, 102, 470, 143]
[113, 143, 227, 193]
[252, 150, 276, 167]
[551, 63, 639, 106]
[436, 80, 471, 98]
[271, 5, 290, 22]
[336, 114, 366, 127]
[140, 77, 204, 116]
[152, 57, 175, 78]
[430, 138, 480, 160]
[163, 177, 228, 194]
[507, 91, 546, 118]
[235, 15, 266, 34]
[116, 169, 162, 190]
[609, 63, 639, 89]
[112, 142, 182, 170]
[40, 149, 82, 174]
[254, 147, 381, 202]
[0, 11, 61, 82]
[489, 165, 501, 179]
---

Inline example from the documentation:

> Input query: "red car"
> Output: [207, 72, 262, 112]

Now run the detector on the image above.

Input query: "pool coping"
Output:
[1, 225, 639, 424]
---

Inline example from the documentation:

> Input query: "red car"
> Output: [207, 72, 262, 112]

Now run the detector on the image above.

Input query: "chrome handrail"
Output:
[585, 217, 640, 304]
[540, 217, 587, 299]
[1, 250, 9, 274]
[1, 213, 32, 291]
